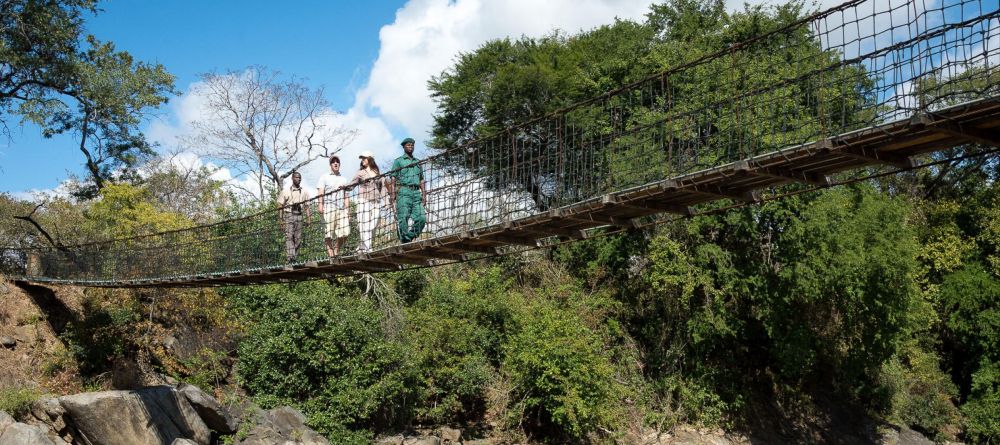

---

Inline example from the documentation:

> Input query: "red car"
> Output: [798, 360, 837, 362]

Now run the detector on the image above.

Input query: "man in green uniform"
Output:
[388, 137, 426, 243]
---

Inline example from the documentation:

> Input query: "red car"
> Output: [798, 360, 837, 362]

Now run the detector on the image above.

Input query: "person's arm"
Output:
[277, 192, 286, 228]
[316, 178, 325, 216]
[304, 192, 313, 221]
[344, 170, 368, 210]
[379, 177, 389, 204]
[387, 159, 398, 204]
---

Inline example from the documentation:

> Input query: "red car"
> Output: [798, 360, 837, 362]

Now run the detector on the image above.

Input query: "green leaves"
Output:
[502, 295, 623, 440]
[230, 281, 417, 440]
[1, 0, 175, 197]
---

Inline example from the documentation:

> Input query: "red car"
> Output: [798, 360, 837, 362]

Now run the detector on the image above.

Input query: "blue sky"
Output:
[0, 0, 406, 193]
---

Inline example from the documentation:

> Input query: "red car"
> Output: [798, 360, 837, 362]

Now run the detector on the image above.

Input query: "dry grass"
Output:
[0, 276, 85, 395]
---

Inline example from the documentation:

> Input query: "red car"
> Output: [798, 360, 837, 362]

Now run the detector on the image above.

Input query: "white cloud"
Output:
[11, 182, 73, 202]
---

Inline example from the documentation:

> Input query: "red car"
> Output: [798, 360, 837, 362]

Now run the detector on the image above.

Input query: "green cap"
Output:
[400, 137, 415, 146]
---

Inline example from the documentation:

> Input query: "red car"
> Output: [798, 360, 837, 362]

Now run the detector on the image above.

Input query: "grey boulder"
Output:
[0, 411, 13, 434]
[28, 398, 67, 433]
[238, 406, 329, 445]
[177, 383, 237, 434]
[376, 435, 404, 445]
[59, 386, 211, 445]
[437, 427, 461, 443]
[403, 437, 440, 445]
[0, 422, 55, 445]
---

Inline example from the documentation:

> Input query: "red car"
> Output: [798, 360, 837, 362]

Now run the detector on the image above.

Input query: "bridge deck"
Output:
[20, 98, 1000, 288]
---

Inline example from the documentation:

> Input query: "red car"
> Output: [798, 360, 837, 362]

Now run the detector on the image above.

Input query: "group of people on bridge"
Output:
[277, 138, 426, 262]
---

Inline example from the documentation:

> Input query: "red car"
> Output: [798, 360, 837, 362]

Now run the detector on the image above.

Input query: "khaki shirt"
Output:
[352, 169, 385, 202]
[278, 186, 311, 213]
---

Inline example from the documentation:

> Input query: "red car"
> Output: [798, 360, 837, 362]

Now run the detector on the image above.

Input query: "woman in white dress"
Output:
[351, 151, 386, 253]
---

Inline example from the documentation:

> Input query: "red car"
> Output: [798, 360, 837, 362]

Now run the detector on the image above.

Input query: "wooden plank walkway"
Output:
[21, 98, 1000, 288]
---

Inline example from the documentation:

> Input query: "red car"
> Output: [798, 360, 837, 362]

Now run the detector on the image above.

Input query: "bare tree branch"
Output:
[183, 66, 357, 200]
[12, 203, 69, 254]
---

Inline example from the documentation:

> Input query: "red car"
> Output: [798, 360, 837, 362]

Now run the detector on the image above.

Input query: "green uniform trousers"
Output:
[396, 187, 425, 243]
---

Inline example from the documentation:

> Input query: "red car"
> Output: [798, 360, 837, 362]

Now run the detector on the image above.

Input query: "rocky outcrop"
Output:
[2, 384, 342, 445]
[237, 406, 329, 445]
[376, 428, 469, 445]
[437, 427, 461, 443]
[0, 411, 12, 432]
[0, 413, 57, 445]
[880, 426, 938, 445]
[59, 386, 211, 445]
[177, 383, 237, 434]
[22, 397, 73, 444]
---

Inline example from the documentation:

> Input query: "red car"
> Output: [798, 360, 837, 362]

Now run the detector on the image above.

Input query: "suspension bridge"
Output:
[3, 0, 999, 287]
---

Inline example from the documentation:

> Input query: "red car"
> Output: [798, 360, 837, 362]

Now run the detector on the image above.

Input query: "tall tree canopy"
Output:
[428, 0, 868, 209]
[1, 0, 175, 198]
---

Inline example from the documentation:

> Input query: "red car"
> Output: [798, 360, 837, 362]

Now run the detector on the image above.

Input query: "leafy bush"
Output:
[228, 281, 417, 442]
[767, 186, 919, 394]
[502, 298, 624, 441]
[500, 273, 628, 441]
[0, 386, 41, 418]
[392, 269, 428, 304]
[962, 360, 1000, 443]
[61, 289, 143, 377]
[936, 263, 1000, 440]
[405, 266, 631, 441]
[652, 374, 729, 428]
[404, 269, 502, 424]
[881, 347, 960, 440]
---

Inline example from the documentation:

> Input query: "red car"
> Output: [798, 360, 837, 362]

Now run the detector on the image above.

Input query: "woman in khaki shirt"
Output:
[351, 151, 386, 253]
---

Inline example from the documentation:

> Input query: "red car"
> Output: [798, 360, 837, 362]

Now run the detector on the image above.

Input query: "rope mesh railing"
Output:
[3, 0, 999, 285]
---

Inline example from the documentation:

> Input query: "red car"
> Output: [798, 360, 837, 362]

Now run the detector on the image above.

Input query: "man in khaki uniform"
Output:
[278, 171, 312, 262]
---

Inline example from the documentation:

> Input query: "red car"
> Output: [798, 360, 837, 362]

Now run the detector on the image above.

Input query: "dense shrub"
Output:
[399, 265, 635, 442]
[228, 281, 417, 443]
[937, 263, 1000, 440]
[0, 386, 41, 418]
[881, 346, 960, 440]
[962, 360, 1000, 442]
[502, 292, 626, 441]
[61, 289, 143, 377]
[403, 269, 506, 424]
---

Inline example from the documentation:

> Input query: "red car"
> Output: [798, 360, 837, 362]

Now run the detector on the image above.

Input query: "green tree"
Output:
[428, 0, 870, 208]
[1, 0, 176, 197]
[83, 182, 191, 238]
